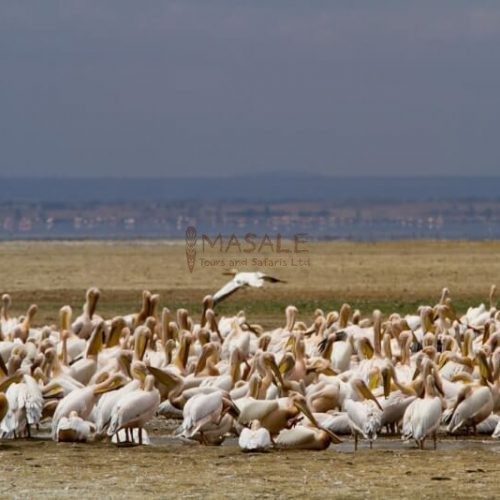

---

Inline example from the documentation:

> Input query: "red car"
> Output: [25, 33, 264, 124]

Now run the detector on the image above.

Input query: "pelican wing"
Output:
[235, 398, 279, 424]
[213, 279, 245, 305]
[345, 399, 382, 440]
[276, 426, 316, 447]
[404, 398, 442, 441]
[447, 386, 493, 433]
[108, 389, 160, 436]
[239, 427, 272, 451]
[261, 274, 286, 284]
[182, 392, 223, 435]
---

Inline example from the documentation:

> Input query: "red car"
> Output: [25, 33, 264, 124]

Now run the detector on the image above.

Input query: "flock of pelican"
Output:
[1, 281, 500, 453]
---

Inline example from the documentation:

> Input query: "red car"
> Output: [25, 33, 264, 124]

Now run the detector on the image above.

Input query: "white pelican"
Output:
[344, 378, 383, 451]
[213, 270, 285, 305]
[124, 290, 153, 331]
[275, 394, 342, 450]
[72, 287, 102, 339]
[94, 362, 146, 435]
[0, 294, 18, 337]
[1, 374, 43, 438]
[180, 390, 239, 444]
[445, 351, 495, 434]
[68, 321, 106, 385]
[107, 374, 160, 445]
[238, 420, 272, 452]
[56, 411, 96, 442]
[402, 374, 443, 449]
[51, 373, 125, 440]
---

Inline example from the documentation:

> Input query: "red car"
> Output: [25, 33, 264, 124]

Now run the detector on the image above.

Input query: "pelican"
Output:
[51, 373, 125, 439]
[72, 287, 102, 339]
[344, 378, 383, 451]
[0, 294, 18, 336]
[402, 374, 443, 449]
[94, 364, 145, 436]
[445, 351, 495, 434]
[56, 411, 96, 442]
[275, 394, 342, 450]
[180, 390, 239, 444]
[1, 374, 43, 438]
[238, 420, 272, 452]
[213, 270, 286, 305]
[107, 374, 160, 445]
[124, 290, 152, 330]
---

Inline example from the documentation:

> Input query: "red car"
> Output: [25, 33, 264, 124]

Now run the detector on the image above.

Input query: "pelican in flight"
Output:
[213, 270, 286, 305]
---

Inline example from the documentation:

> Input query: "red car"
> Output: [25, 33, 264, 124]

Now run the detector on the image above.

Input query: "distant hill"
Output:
[0, 175, 499, 204]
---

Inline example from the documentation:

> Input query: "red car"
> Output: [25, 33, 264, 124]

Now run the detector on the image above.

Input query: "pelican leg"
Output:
[139, 427, 143, 445]
[354, 432, 358, 452]
[369, 440, 373, 450]
[27, 424, 31, 439]
[116, 432, 121, 444]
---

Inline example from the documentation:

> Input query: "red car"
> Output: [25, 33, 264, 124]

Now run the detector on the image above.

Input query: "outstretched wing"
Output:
[213, 279, 246, 306]
[262, 275, 287, 284]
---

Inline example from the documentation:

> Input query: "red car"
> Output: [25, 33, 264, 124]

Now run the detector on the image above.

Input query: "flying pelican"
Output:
[213, 270, 286, 305]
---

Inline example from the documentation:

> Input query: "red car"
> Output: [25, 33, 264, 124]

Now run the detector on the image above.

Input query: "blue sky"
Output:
[1, 1, 499, 177]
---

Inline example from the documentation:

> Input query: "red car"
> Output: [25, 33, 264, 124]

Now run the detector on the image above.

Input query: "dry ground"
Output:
[1, 436, 499, 499]
[0, 240, 499, 499]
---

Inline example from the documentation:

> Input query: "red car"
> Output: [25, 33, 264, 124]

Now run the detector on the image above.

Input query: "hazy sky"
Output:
[1, 1, 500, 177]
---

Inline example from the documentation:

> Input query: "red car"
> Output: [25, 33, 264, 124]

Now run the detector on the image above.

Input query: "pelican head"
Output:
[59, 305, 72, 332]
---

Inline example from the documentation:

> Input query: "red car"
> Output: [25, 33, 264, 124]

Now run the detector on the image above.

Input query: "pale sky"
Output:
[1, 1, 499, 177]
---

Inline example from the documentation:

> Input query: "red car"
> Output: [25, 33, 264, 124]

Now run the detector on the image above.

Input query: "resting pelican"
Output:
[51, 373, 125, 439]
[213, 270, 286, 305]
[238, 420, 272, 452]
[181, 391, 239, 444]
[402, 374, 443, 449]
[275, 395, 342, 450]
[56, 411, 96, 442]
[107, 374, 160, 445]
